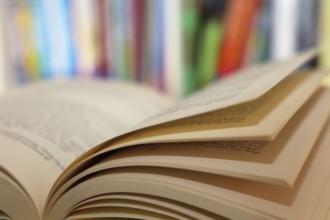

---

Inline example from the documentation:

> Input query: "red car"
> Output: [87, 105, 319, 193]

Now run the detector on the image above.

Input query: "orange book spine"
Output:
[217, 0, 260, 77]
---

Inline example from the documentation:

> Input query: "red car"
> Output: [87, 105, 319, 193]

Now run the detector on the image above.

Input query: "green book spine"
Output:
[181, 0, 199, 96]
[196, 19, 222, 89]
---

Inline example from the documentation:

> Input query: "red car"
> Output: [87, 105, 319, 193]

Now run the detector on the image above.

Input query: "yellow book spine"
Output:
[319, 0, 330, 69]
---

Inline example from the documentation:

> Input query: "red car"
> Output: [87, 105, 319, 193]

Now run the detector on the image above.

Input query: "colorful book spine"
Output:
[141, 0, 154, 86]
[41, 0, 75, 79]
[94, 0, 109, 78]
[110, 0, 128, 80]
[125, 0, 136, 81]
[151, 0, 165, 91]
[132, 0, 146, 82]
[105, 0, 115, 78]
[30, 0, 50, 79]
[252, 0, 272, 63]
[195, 0, 227, 89]
[71, 0, 99, 79]
[217, 0, 261, 76]
[181, 0, 199, 96]
[5, 0, 41, 81]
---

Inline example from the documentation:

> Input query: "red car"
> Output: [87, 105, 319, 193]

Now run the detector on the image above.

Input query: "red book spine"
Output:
[95, 0, 109, 78]
[217, 0, 261, 77]
[132, 0, 145, 82]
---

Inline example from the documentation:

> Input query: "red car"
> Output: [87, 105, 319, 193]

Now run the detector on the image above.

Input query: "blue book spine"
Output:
[30, 0, 51, 79]
[41, 0, 75, 79]
[152, 0, 165, 91]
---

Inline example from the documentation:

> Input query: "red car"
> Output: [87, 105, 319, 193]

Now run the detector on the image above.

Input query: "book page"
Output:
[0, 81, 172, 214]
[46, 117, 330, 220]
[309, 174, 330, 219]
[0, 167, 39, 220]
[113, 70, 325, 146]
[50, 51, 316, 194]
[46, 88, 330, 219]
[69, 87, 330, 188]
[135, 49, 315, 129]
[67, 193, 219, 220]
[68, 201, 192, 220]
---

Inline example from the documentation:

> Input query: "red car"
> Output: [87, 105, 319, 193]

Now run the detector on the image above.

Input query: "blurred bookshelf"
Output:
[0, 0, 323, 98]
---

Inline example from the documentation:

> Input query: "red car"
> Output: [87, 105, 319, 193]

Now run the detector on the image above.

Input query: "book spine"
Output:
[181, 0, 199, 96]
[94, 0, 109, 78]
[271, 0, 299, 60]
[41, 0, 75, 79]
[296, 0, 319, 51]
[0, 1, 13, 92]
[30, 0, 51, 80]
[217, 0, 260, 76]
[5, 0, 41, 81]
[71, 0, 99, 79]
[112, 0, 128, 80]
[105, 0, 115, 78]
[136, 0, 145, 83]
[141, 0, 153, 86]
[3, 1, 25, 83]
[164, 0, 183, 98]
[151, 0, 165, 91]
[195, 0, 227, 89]
[132, 0, 145, 82]
[319, 0, 330, 69]
[252, 0, 272, 63]
[125, 0, 135, 81]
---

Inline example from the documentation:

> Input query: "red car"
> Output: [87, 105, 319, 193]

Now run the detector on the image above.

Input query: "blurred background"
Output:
[0, 0, 327, 99]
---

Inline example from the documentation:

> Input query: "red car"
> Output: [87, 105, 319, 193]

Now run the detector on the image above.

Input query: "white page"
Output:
[0, 81, 172, 214]
[95, 88, 330, 187]
[68, 193, 218, 220]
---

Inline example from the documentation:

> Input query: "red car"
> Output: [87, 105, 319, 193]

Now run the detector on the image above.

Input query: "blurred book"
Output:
[319, 0, 330, 69]
[5, 0, 41, 81]
[181, 0, 199, 96]
[163, 0, 183, 98]
[41, 0, 75, 79]
[271, 0, 299, 60]
[94, 0, 109, 78]
[195, 0, 227, 89]
[0, 1, 15, 93]
[217, 0, 261, 76]
[297, 0, 319, 52]
[71, 0, 99, 79]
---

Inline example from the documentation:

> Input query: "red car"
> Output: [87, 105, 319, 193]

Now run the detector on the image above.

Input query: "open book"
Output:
[1, 49, 330, 220]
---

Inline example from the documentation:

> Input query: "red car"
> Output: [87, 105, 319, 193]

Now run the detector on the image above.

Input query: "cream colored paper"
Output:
[0, 81, 172, 218]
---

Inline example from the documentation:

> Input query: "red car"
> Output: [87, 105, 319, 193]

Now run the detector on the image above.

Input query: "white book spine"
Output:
[71, 0, 97, 78]
[271, 0, 299, 60]
[0, 1, 12, 93]
[164, 0, 183, 99]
